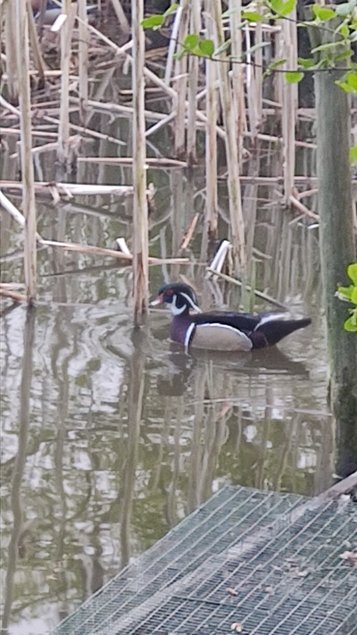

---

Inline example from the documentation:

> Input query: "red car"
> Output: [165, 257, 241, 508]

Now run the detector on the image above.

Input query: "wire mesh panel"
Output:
[53, 486, 357, 635]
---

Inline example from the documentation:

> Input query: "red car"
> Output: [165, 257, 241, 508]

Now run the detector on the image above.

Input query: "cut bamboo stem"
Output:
[15, 0, 37, 302]
[132, 0, 149, 325]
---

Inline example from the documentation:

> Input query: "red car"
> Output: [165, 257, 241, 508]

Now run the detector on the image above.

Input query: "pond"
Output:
[1, 148, 334, 634]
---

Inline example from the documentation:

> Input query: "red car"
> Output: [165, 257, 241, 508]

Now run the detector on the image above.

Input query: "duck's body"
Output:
[151, 283, 311, 352]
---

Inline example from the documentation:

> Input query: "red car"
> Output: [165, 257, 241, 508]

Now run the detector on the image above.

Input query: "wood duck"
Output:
[151, 282, 311, 352]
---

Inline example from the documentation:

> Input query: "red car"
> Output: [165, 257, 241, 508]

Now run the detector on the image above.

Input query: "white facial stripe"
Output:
[254, 313, 287, 330]
[170, 294, 187, 315]
[180, 292, 202, 313]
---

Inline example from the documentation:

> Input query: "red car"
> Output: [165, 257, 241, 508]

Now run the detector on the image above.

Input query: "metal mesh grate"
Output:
[54, 486, 357, 635]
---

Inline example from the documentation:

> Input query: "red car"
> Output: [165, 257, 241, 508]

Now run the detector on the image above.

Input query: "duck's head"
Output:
[150, 283, 201, 315]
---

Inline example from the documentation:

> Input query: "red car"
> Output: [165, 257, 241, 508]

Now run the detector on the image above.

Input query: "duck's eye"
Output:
[165, 289, 174, 297]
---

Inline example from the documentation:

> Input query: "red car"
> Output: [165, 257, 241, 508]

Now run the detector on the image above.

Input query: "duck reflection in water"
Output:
[155, 343, 310, 398]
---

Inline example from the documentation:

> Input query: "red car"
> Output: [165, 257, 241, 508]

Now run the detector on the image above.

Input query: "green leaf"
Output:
[344, 312, 357, 331]
[245, 41, 271, 56]
[334, 49, 353, 62]
[312, 4, 336, 20]
[349, 146, 357, 164]
[298, 57, 316, 69]
[285, 71, 304, 83]
[347, 262, 357, 285]
[174, 47, 187, 61]
[336, 22, 350, 38]
[335, 0, 357, 17]
[214, 38, 232, 56]
[242, 11, 263, 22]
[339, 70, 357, 92]
[183, 34, 200, 51]
[351, 286, 357, 304]
[198, 39, 215, 57]
[311, 41, 346, 53]
[268, 58, 288, 70]
[163, 3, 178, 17]
[336, 285, 353, 301]
[270, 0, 296, 16]
[141, 15, 164, 30]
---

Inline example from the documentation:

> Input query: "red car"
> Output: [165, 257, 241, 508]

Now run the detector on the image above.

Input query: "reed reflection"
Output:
[2, 308, 36, 634]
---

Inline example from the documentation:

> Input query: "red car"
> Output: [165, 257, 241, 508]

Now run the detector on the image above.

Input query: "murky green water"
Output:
[1, 156, 333, 634]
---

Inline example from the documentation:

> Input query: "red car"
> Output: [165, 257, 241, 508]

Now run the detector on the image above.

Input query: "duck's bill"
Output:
[149, 294, 164, 307]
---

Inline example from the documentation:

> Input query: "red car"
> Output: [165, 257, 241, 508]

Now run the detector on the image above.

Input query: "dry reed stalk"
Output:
[164, 4, 183, 85]
[0, 128, 58, 139]
[1, 180, 134, 196]
[26, 0, 46, 86]
[0, 288, 28, 303]
[173, 0, 190, 158]
[204, 4, 218, 239]
[78, 157, 188, 167]
[230, 0, 246, 164]
[15, 0, 37, 302]
[145, 111, 176, 137]
[4, 1, 18, 101]
[289, 194, 319, 220]
[297, 188, 318, 199]
[76, 18, 226, 141]
[187, 0, 201, 164]
[74, 97, 168, 122]
[132, 0, 149, 324]
[281, 15, 298, 203]
[0, 191, 43, 241]
[41, 239, 189, 265]
[78, 0, 89, 125]
[0, 96, 20, 117]
[43, 112, 127, 147]
[179, 212, 200, 252]
[242, 156, 260, 269]
[58, 0, 76, 165]
[245, 23, 262, 138]
[212, 0, 246, 272]
[206, 269, 289, 309]
[110, 0, 130, 34]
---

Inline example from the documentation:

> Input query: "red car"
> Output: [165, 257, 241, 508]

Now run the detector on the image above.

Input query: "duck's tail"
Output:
[253, 316, 311, 348]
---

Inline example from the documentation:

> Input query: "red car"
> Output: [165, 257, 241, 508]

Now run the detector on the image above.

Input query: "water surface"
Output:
[1, 158, 333, 634]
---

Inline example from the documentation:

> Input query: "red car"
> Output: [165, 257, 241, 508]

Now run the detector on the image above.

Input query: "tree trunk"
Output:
[315, 69, 357, 478]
